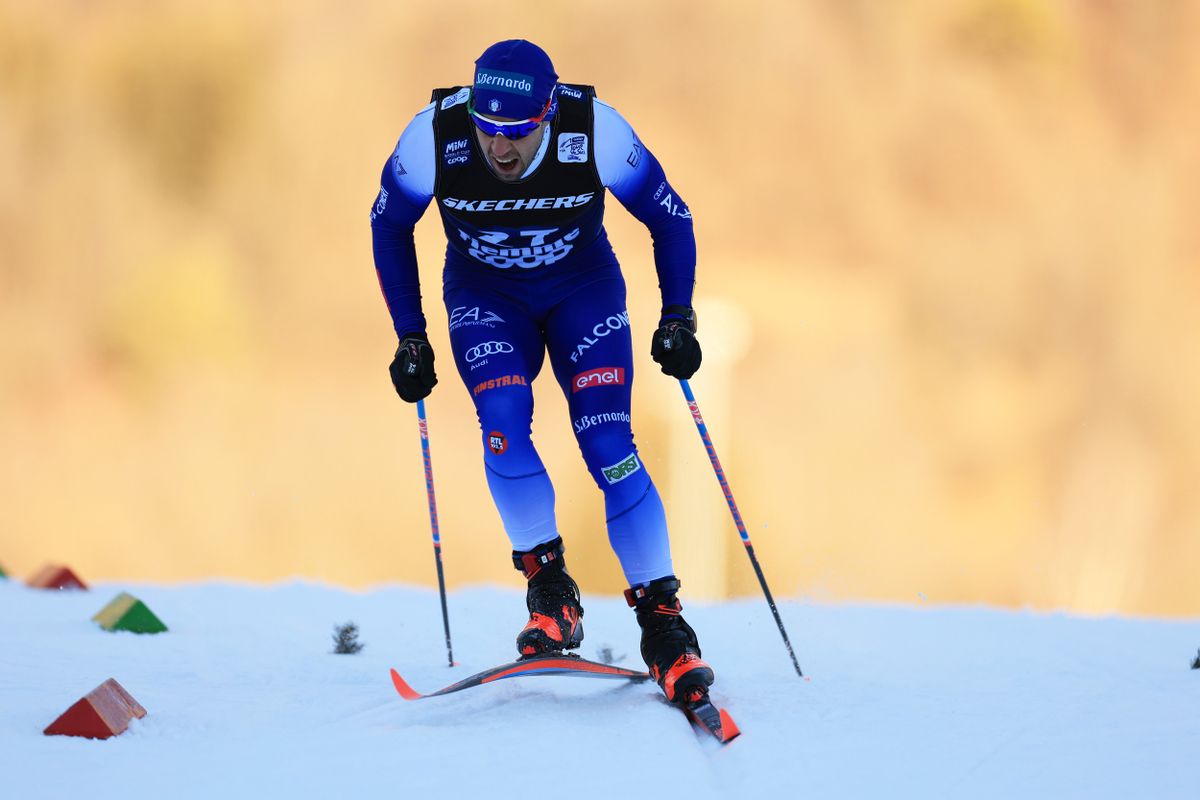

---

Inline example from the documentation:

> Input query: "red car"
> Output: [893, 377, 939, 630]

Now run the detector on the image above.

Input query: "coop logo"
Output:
[472, 374, 528, 396]
[487, 431, 508, 454]
[571, 367, 625, 393]
[558, 133, 589, 163]
[370, 186, 389, 222]
[573, 411, 632, 434]
[440, 87, 470, 110]
[601, 452, 641, 485]
[568, 311, 630, 362]
[457, 226, 581, 270]
[449, 306, 505, 331]
[443, 138, 471, 166]
[465, 341, 513, 363]
[475, 68, 534, 96]
[442, 193, 594, 212]
[557, 85, 583, 100]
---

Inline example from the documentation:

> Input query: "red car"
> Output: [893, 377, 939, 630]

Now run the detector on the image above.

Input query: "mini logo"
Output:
[601, 453, 641, 485]
[489, 98, 501, 113]
[465, 341, 514, 363]
[443, 137, 471, 167]
[557, 133, 588, 163]
[488, 431, 508, 454]
[558, 85, 583, 100]
[572, 367, 625, 393]
[440, 87, 470, 110]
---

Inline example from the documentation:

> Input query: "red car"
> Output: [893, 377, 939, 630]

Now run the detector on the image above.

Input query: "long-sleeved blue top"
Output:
[370, 97, 696, 337]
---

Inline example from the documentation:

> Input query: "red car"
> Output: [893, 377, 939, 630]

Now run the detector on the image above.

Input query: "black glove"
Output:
[389, 332, 438, 402]
[650, 305, 701, 380]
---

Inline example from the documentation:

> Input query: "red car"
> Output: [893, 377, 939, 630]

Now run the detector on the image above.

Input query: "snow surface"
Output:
[2, 579, 1197, 799]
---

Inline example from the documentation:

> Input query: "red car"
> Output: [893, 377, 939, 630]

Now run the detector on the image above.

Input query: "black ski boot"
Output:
[626, 577, 715, 704]
[513, 537, 584, 657]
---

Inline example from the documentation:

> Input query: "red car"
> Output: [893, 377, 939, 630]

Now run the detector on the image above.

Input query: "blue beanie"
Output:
[473, 40, 558, 120]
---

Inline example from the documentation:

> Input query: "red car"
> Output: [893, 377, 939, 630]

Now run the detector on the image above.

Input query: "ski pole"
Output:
[416, 398, 454, 667]
[678, 379, 804, 678]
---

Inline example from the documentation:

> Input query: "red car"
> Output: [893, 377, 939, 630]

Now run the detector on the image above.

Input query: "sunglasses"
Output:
[468, 91, 556, 140]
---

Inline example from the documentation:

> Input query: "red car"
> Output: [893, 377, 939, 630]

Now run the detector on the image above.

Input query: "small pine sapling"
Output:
[332, 621, 365, 655]
[595, 646, 625, 665]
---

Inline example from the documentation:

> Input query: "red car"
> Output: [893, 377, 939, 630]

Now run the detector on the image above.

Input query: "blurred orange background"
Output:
[2, 0, 1198, 616]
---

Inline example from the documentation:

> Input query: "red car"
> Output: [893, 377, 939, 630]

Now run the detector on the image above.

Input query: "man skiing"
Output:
[370, 40, 713, 706]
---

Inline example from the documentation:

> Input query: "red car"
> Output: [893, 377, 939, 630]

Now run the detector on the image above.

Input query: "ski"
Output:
[389, 652, 741, 744]
[680, 697, 741, 744]
[389, 653, 652, 700]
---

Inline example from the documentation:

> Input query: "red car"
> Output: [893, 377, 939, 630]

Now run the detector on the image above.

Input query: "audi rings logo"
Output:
[465, 341, 514, 363]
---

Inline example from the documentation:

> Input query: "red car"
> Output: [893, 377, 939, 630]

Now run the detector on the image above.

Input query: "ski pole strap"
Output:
[512, 536, 565, 579]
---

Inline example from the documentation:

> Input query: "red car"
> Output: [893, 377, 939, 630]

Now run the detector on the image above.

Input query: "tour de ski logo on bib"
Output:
[557, 133, 588, 163]
[440, 87, 470, 111]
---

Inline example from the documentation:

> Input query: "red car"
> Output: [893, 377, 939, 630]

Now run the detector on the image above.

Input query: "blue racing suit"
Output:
[370, 83, 695, 586]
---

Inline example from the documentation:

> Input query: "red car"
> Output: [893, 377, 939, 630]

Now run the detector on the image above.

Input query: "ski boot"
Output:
[626, 577, 715, 704]
[513, 537, 584, 657]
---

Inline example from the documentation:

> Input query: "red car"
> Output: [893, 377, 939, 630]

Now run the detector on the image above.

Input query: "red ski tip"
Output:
[718, 709, 741, 742]
[389, 668, 423, 701]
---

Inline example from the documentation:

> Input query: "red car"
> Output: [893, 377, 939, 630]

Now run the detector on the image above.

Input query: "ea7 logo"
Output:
[572, 367, 625, 393]
[558, 133, 588, 163]
[601, 453, 641, 485]
[449, 306, 505, 331]
[627, 133, 642, 169]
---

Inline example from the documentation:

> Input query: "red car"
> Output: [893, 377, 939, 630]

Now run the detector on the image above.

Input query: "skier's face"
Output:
[473, 121, 546, 182]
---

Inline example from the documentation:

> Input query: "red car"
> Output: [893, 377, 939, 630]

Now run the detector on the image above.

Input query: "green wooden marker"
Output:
[92, 592, 168, 634]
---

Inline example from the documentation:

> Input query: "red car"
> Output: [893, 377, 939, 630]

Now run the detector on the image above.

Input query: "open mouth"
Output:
[492, 154, 521, 176]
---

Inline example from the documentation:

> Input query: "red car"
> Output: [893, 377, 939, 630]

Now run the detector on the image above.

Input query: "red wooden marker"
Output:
[44, 679, 146, 739]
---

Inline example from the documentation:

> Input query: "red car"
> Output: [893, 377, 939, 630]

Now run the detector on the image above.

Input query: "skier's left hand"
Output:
[650, 305, 701, 380]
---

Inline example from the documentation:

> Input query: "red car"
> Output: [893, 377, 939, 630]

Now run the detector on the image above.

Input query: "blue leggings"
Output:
[443, 270, 673, 587]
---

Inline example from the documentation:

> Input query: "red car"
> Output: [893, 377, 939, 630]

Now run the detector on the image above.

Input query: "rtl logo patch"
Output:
[487, 431, 508, 455]
[571, 367, 625, 393]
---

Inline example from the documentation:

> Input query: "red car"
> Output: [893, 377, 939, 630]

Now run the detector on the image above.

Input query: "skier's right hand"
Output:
[389, 332, 438, 402]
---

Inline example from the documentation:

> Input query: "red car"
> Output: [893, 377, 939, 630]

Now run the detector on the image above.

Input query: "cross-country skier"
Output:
[370, 40, 713, 705]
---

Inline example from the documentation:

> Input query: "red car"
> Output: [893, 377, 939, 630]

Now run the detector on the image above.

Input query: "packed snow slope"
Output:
[1, 580, 1197, 799]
